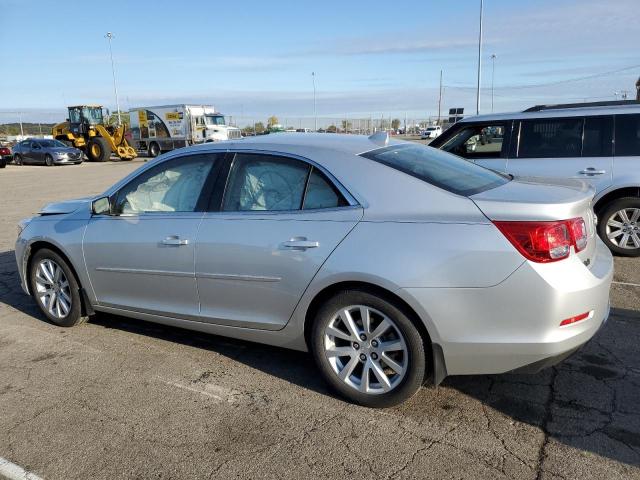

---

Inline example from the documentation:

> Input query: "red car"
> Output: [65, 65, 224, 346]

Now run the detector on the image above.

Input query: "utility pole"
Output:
[476, 0, 484, 115]
[312, 72, 317, 132]
[490, 54, 496, 113]
[438, 69, 443, 125]
[105, 32, 122, 126]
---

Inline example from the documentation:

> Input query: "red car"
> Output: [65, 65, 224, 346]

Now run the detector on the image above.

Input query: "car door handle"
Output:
[161, 236, 189, 246]
[579, 168, 606, 175]
[281, 237, 319, 250]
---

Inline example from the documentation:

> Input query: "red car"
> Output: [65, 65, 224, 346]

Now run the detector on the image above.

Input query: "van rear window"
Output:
[360, 143, 509, 196]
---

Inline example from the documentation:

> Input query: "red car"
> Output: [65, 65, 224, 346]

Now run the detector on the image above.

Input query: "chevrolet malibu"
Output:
[15, 133, 613, 407]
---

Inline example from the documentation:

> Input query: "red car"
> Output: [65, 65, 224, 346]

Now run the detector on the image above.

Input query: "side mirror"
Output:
[91, 197, 112, 215]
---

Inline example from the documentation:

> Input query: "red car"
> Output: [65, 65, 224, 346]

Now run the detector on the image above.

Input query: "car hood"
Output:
[40, 196, 93, 215]
[470, 175, 595, 222]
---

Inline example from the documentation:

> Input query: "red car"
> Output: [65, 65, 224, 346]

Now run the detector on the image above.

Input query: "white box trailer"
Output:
[128, 104, 242, 157]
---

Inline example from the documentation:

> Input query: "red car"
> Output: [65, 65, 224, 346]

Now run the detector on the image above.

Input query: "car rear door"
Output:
[194, 151, 362, 330]
[505, 116, 614, 193]
[83, 153, 221, 318]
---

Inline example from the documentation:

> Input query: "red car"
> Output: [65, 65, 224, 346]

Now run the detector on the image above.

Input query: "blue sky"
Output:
[1, 0, 639, 124]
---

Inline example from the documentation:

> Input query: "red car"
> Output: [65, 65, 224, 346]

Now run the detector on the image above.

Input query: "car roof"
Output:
[458, 103, 640, 123]
[188, 132, 404, 156]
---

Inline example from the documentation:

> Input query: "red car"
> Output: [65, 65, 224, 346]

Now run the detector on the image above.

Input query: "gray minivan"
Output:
[431, 100, 640, 256]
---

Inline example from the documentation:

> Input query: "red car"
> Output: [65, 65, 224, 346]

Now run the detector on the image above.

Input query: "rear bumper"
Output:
[402, 238, 613, 377]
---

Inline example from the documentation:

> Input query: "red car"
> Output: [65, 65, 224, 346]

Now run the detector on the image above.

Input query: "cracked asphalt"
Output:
[0, 160, 639, 479]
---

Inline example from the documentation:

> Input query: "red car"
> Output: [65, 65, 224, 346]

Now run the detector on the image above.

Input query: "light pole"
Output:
[105, 32, 122, 126]
[490, 54, 496, 113]
[476, 0, 484, 115]
[312, 72, 317, 132]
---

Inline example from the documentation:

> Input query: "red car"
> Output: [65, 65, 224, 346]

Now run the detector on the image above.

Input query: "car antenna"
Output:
[368, 131, 389, 146]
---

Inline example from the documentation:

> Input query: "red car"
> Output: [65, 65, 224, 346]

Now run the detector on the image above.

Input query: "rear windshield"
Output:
[360, 143, 510, 196]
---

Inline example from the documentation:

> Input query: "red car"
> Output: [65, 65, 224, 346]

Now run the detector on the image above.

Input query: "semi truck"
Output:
[128, 104, 242, 157]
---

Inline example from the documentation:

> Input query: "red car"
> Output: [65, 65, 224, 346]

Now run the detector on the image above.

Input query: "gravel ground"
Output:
[0, 160, 638, 480]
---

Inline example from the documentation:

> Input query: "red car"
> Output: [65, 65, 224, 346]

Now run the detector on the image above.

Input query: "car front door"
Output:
[436, 121, 511, 172]
[506, 116, 614, 193]
[195, 152, 362, 330]
[83, 153, 220, 318]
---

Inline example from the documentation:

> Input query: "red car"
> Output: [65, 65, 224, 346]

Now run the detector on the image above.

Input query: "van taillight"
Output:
[494, 217, 587, 263]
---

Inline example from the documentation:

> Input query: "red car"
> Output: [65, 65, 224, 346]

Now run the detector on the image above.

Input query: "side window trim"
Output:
[210, 149, 358, 213]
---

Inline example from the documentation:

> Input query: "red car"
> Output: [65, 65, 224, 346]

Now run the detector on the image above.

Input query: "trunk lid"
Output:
[471, 176, 597, 264]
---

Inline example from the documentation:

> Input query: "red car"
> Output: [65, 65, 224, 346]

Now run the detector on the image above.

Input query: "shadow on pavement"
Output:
[1, 248, 639, 468]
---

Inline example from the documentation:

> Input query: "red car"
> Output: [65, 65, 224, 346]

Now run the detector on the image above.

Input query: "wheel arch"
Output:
[302, 280, 439, 382]
[593, 186, 640, 214]
[25, 240, 93, 316]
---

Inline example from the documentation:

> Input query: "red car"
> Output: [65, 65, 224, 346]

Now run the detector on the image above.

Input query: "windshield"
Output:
[426, 127, 437, 131]
[360, 143, 509, 196]
[205, 115, 225, 126]
[39, 140, 68, 148]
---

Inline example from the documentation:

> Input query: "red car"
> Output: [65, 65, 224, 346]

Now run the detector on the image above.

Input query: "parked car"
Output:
[11, 139, 83, 166]
[430, 100, 640, 256]
[0, 146, 11, 168]
[15, 133, 612, 407]
[421, 125, 442, 139]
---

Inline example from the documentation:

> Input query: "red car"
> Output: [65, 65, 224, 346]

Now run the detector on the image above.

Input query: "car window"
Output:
[115, 155, 215, 214]
[518, 118, 582, 158]
[361, 143, 510, 196]
[439, 123, 508, 159]
[615, 114, 640, 157]
[303, 168, 348, 210]
[582, 116, 613, 157]
[223, 154, 310, 211]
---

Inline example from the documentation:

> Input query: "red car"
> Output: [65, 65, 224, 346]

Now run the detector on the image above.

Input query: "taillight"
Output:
[569, 217, 587, 252]
[560, 311, 591, 326]
[494, 217, 588, 263]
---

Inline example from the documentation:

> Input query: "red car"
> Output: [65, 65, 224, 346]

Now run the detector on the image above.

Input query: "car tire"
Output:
[87, 137, 111, 162]
[311, 289, 427, 408]
[44, 154, 54, 166]
[598, 197, 640, 257]
[0, 158, 5, 168]
[14, 154, 22, 165]
[29, 248, 88, 327]
[148, 142, 160, 158]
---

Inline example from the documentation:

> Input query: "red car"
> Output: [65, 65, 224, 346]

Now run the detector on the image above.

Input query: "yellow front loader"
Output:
[52, 105, 137, 162]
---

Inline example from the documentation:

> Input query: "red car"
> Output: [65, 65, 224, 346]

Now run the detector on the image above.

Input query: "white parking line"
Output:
[612, 281, 640, 288]
[0, 457, 44, 480]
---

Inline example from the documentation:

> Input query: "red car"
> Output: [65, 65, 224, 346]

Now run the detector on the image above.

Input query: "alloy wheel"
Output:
[606, 208, 640, 249]
[323, 305, 408, 394]
[34, 259, 72, 319]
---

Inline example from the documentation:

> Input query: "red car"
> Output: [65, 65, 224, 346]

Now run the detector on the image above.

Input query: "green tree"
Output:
[391, 118, 401, 131]
[327, 124, 337, 133]
[341, 120, 352, 132]
[254, 122, 265, 134]
[267, 116, 279, 128]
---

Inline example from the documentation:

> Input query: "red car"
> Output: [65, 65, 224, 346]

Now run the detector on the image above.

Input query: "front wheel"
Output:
[14, 154, 22, 165]
[148, 141, 160, 158]
[598, 197, 640, 257]
[311, 289, 427, 408]
[29, 249, 87, 327]
[44, 154, 54, 166]
[87, 137, 111, 162]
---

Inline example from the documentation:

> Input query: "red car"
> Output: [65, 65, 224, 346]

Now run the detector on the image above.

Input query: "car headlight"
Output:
[55, 151, 67, 157]
[18, 217, 34, 234]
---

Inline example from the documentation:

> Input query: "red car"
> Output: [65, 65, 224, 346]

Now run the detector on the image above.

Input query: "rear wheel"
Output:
[148, 141, 160, 158]
[44, 154, 54, 166]
[598, 197, 640, 257]
[14, 154, 22, 165]
[87, 137, 111, 162]
[311, 289, 427, 407]
[29, 249, 87, 327]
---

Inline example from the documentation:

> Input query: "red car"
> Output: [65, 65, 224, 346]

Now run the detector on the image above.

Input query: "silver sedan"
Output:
[15, 133, 613, 407]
